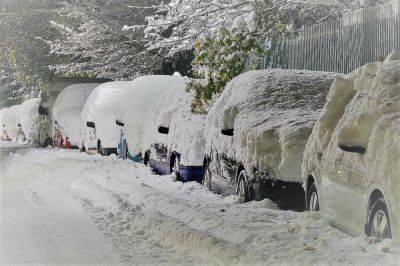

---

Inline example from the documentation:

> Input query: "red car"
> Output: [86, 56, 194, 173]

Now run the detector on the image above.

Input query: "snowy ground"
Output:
[1, 143, 400, 265]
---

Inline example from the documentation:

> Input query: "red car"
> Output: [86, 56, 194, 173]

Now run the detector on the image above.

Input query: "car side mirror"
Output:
[86, 121, 96, 128]
[158, 126, 169, 134]
[221, 129, 234, 136]
[338, 144, 366, 154]
[116, 120, 125, 127]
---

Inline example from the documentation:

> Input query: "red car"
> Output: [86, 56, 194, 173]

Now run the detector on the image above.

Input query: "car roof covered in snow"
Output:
[53, 83, 99, 146]
[205, 68, 336, 182]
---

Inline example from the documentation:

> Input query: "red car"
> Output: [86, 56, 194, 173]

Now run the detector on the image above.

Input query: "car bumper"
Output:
[149, 160, 203, 183]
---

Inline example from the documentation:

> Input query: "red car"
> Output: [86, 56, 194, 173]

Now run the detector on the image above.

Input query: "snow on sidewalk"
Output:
[2, 148, 400, 265]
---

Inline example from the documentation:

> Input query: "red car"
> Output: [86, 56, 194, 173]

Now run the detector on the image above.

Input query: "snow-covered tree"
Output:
[47, 0, 164, 80]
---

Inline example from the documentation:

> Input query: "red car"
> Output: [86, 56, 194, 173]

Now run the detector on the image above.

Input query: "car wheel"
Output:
[203, 163, 212, 190]
[144, 152, 150, 166]
[307, 182, 319, 211]
[367, 197, 391, 240]
[97, 140, 102, 155]
[237, 170, 250, 203]
[172, 157, 181, 180]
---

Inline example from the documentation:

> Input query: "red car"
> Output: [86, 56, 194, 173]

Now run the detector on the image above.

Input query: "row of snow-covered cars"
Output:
[2, 53, 399, 241]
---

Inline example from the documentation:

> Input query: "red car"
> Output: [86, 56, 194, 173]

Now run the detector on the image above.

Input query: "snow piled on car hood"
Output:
[16, 98, 40, 142]
[113, 75, 192, 156]
[301, 51, 400, 234]
[147, 81, 206, 166]
[53, 84, 98, 146]
[205, 69, 335, 182]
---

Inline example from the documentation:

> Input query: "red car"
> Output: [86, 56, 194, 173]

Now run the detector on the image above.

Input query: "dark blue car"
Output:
[145, 126, 203, 183]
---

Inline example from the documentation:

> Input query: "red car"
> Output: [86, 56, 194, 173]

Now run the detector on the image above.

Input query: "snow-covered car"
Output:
[145, 79, 206, 182]
[52, 83, 99, 150]
[203, 69, 335, 208]
[81, 81, 135, 156]
[112, 75, 195, 167]
[16, 98, 41, 143]
[302, 52, 400, 239]
[0, 108, 11, 141]
[1, 105, 20, 141]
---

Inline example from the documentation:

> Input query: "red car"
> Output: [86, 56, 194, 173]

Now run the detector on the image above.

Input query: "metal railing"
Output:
[264, 0, 400, 73]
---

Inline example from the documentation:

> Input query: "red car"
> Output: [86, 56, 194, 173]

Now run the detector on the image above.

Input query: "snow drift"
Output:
[53, 84, 98, 146]
[113, 75, 192, 156]
[301, 51, 400, 236]
[205, 69, 335, 182]
[147, 79, 206, 165]
[16, 98, 41, 143]
[1, 105, 20, 140]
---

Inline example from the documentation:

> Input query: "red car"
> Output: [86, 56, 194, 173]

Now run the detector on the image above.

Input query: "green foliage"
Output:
[187, 0, 302, 114]
[188, 25, 264, 114]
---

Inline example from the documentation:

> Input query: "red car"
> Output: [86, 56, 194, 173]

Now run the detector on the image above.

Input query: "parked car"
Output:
[0, 108, 10, 141]
[302, 53, 400, 239]
[113, 75, 192, 166]
[145, 79, 206, 182]
[1, 105, 20, 141]
[52, 83, 99, 150]
[203, 69, 335, 209]
[16, 98, 41, 144]
[81, 81, 135, 156]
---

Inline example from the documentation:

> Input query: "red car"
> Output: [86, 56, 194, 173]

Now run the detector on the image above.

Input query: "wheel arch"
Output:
[306, 175, 316, 210]
[235, 163, 246, 183]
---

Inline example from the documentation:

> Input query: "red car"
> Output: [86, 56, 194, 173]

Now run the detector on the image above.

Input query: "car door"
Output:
[320, 144, 366, 235]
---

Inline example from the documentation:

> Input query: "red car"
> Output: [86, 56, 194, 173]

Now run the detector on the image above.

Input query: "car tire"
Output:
[144, 152, 150, 166]
[97, 140, 103, 156]
[367, 197, 391, 240]
[307, 182, 319, 211]
[203, 163, 212, 190]
[237, 170, 250, 203]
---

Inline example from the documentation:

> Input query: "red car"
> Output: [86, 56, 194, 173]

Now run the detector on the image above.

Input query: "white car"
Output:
[1, 105, 20, 141]
[113, 75, 191, 163]
[203, 69, 335, 209]
[16, 98, 41, 143]
[302, 52, 400, 239]
[52, 83, 99, 149]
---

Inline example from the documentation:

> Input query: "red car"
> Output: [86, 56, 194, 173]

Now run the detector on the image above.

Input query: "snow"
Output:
[81, 81, 135, 149]
[0, 104, 20, 140]
[146, 80, 206, 166]
[1, 146, 400, 265]
[301, 51, 400, 237]
[52, 83, 98, 146]
[113, 75, 192, 157]
[205, 69, 335, 183]
[16, 98, 41, 143]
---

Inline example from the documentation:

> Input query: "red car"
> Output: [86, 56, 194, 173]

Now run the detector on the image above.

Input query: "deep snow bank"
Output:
[146, 80, 206, 165]
[3, 148, 400, 265]
[205, 69, 335, 182]
[301, 51, 400, 228]
[1, 105, 20, 140]
[53, 84, 98, 146]
[113, 75, 191, 156]
[16, 98, 40, 143]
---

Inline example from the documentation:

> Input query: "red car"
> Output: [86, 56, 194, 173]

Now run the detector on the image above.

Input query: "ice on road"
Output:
[1, 145, 399, 265]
